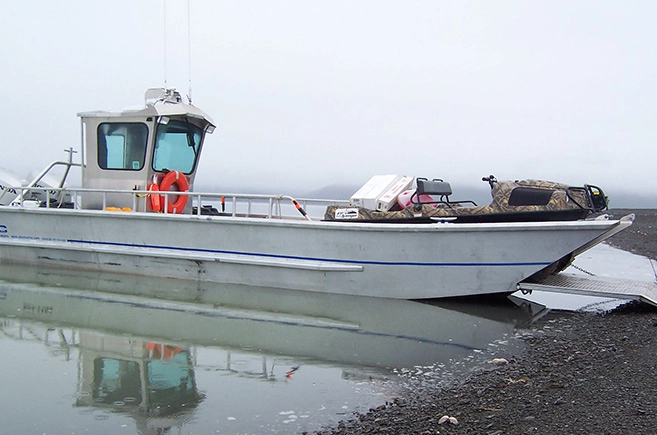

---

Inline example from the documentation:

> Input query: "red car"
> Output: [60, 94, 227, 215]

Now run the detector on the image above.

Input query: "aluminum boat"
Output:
[0, 88, 632, 299]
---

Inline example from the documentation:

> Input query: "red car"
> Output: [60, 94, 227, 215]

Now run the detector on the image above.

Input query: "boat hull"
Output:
[0, 207, 629, 299]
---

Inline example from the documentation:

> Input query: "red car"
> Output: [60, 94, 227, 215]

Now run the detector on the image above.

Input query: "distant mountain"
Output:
[193, 181, 656, 209]
[300, 185, 657, 209]
[304, 184, 359, 200]
[303, 183, 494, 205]
[605, 192, 657, 209]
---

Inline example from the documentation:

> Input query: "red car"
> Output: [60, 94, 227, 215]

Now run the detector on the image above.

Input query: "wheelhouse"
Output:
[78, 88, 215, 211]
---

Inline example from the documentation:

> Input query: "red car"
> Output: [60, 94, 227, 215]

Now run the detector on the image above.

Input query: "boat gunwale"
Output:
[0, 203, 628, 234]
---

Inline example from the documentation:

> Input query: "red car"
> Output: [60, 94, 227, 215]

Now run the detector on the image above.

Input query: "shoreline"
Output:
[316, 209, 657, 435]
[605, 209, 657, 261]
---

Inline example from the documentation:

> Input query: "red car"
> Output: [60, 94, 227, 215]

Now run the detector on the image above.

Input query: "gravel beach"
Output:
[316, 209, 657, 435]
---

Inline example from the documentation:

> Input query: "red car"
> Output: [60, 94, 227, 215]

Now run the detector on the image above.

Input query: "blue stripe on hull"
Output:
[67, 238, 551, 268]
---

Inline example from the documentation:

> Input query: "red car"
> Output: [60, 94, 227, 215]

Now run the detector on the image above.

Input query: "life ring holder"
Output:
[149, 171, 189, 214]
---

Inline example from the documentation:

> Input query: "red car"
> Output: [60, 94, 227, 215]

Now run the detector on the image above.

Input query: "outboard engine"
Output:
[23, 171, 61, 203]
[0, 168, 23, 206]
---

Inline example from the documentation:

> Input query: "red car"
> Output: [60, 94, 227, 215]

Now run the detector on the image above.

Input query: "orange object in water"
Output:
[145, 342, 182, 359]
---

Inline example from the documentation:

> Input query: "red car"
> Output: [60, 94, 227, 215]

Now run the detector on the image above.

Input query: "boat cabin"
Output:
[77, 88, 215, 211]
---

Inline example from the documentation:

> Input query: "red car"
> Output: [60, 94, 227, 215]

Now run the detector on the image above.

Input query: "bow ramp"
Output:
[518, 273, 657, 308]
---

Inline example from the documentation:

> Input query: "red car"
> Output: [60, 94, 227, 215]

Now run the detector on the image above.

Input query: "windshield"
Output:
[153, 118, 203, 174]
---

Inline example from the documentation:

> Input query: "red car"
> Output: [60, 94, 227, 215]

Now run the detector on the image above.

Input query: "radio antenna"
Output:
[187, 0, 193, 104]
[163, 0, 168, 87]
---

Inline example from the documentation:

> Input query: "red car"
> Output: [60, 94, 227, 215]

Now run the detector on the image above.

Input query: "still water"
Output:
[0, 244, 652, 434]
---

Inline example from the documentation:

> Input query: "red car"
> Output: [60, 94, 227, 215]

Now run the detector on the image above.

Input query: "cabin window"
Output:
[97, 123, 148, 170]
[92, 358, 142, 405]
[146, 350, 197, 407]
[152, 119, 203, 174]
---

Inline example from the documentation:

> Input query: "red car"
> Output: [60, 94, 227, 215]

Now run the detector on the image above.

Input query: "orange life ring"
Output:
[158, 170, 189, 213]
[147, 183, 161, 212]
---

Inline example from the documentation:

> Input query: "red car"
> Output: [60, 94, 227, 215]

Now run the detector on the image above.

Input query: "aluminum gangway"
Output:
[518, 273, 657, 308]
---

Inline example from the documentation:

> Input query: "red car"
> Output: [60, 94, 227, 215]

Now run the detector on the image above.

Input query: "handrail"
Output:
[6, 185, 348, 220]
[17, 148, 81, 205]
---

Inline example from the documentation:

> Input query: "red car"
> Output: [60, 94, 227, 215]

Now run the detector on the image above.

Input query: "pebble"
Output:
[438, 415, 458, 425]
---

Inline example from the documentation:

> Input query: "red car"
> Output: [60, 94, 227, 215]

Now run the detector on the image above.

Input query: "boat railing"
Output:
[8, 185, 348, 221]
[16, 148, 82, 205]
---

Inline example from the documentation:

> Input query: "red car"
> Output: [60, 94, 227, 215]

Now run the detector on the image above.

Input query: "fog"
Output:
[1, 1, 655, 206]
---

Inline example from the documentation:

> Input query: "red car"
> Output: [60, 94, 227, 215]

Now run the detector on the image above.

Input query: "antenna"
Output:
[187, 0, 193, 104]
[161, 0, 193, 100]
[163, 0, 168, 87]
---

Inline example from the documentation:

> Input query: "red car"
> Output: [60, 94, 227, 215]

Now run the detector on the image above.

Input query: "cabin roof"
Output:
[76, 88, 216, 129]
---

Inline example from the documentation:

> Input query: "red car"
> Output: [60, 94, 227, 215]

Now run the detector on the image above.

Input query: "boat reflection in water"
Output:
[76, 334, 203, 434]
[0, 265, 547, 434]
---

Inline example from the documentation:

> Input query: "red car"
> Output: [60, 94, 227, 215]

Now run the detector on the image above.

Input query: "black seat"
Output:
[411, 177, 477, 209]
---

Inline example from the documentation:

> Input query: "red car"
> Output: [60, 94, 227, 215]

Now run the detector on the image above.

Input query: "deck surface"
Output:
[518, 273, 657, 308]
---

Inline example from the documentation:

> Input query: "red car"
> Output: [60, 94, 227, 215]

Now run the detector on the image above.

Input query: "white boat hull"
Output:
[0, 207, 631, 299]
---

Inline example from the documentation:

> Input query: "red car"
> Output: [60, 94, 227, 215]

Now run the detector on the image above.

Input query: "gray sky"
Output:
[1, 1, 655, 202]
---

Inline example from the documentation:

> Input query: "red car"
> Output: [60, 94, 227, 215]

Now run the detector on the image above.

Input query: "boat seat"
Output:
[411, 178, 477, 209]
[417, 178, 452, 197]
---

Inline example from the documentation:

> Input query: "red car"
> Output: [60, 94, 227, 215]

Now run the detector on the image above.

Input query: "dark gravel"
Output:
[606, 209, 657, 261]
[316, 209, 657, 435]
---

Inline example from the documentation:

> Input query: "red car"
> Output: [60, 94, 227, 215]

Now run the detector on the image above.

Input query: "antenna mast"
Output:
[162, 0, 193, 100]
[187, 0, 193, 104]
[163, 0, 168, 87]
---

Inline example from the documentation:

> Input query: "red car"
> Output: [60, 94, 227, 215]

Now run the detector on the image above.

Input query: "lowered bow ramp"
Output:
[518, 273, 657, 308]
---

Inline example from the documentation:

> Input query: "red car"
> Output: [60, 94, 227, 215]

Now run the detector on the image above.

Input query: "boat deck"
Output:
[518, 273, 657, 308]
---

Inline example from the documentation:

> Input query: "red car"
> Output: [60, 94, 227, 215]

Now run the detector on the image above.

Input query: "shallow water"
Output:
[0, 243, 652, 434]
[0, 324, 395, 434]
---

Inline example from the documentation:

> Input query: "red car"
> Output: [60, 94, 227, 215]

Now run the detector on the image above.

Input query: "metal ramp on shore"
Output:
[518, 273, 657, 308]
